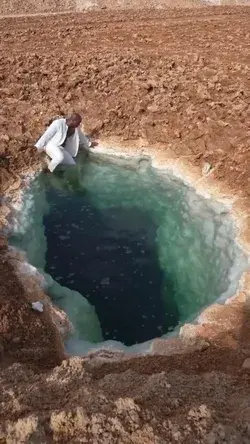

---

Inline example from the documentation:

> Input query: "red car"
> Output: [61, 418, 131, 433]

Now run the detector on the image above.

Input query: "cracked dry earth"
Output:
[0, 6, 250, 443]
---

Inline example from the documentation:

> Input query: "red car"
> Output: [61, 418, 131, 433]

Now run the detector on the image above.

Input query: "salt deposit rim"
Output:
[4, 141, 250, 356]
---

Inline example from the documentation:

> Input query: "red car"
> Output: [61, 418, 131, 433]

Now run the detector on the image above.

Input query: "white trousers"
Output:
[45, 144, 76, 172]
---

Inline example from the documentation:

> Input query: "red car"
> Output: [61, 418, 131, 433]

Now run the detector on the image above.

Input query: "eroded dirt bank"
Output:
[1, 7, 250, 443]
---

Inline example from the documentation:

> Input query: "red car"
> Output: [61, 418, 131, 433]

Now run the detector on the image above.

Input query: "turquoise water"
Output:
[10, 154, 247, 351]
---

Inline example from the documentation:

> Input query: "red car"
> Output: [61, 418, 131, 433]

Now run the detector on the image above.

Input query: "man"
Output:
[35, 113, 95, 173]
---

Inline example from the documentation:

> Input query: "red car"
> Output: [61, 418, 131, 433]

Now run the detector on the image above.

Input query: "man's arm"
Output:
[78, 128, 91, 150]
[35, 120, 58, 151]
[79, 128, 99, 151]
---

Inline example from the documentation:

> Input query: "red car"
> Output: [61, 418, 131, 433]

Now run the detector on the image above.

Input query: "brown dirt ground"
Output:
[0, 6, 250, 443]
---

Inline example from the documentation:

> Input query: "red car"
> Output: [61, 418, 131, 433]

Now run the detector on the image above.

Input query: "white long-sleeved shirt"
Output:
[35, 118, 90, 157]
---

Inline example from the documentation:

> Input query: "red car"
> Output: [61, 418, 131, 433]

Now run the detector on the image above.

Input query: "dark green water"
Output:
[44, 183, 179, 345]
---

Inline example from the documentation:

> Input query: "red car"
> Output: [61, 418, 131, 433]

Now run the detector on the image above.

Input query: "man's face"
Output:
[68, 115, 82, 128]
[73, 117, 82, 128]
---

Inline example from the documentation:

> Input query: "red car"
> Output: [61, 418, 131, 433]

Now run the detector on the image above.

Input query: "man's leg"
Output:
[45, 145, 75, 172]
[61, 149, 76, 166]
[45, 144, 64, 172]
[60, 148, 81, 189]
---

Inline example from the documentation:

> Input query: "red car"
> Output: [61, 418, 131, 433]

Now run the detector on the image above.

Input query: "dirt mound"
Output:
[0, 7, 250, 443]
[1, 354, 250, 443]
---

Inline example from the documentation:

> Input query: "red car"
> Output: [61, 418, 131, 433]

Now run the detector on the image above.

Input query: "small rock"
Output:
[31, 301, 44, 313]
[242, 358, 250, 369]
[65, 92, 72, 101]
[13, 337, 21, 343]
[135, 104, 146, 114]
[202, 162, 212, 176]
[147, 103, 159, 113]
[217, 120, 229, 127]
[0, 134, 10, 141]
[193, 53, 200, 63]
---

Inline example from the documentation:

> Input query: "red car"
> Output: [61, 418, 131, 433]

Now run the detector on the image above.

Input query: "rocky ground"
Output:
[0, 0, 249, 16]
[0, 6, 250, 443]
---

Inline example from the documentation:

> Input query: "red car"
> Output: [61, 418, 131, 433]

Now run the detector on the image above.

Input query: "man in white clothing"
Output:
[35, 113, 93, 173]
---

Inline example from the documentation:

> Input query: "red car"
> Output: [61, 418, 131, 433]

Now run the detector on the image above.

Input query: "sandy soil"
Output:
[0, 6, 250, 443]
